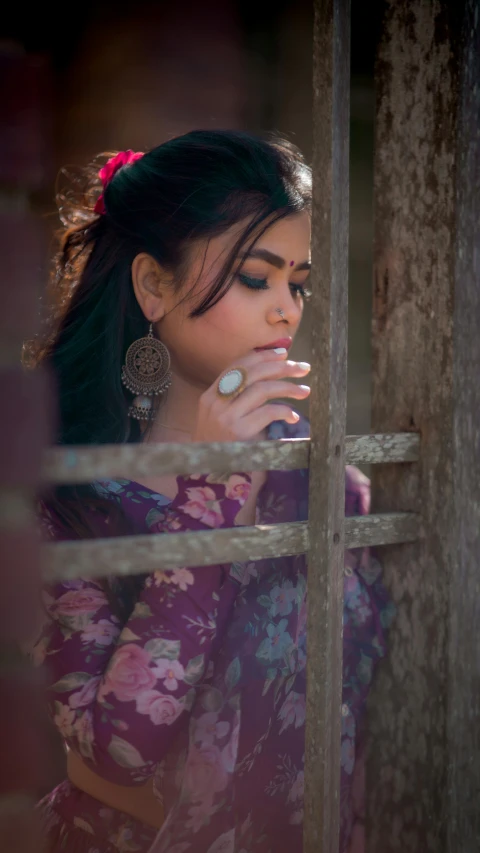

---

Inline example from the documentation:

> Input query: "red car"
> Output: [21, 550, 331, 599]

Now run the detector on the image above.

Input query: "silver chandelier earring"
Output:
[121, 324, 172, 420]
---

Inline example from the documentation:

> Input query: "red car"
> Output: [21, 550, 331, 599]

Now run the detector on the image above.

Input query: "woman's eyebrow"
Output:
[239, 248, 311, 271]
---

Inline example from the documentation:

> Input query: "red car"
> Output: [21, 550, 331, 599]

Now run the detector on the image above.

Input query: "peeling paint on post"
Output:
[305, 1, 350, 851]
[368, 1, 480, 851]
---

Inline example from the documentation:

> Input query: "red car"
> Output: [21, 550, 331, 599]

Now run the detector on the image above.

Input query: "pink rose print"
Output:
[69, 676, 101, 709]
[195, 712, 230, 746]
[184, 743, 229, 806]
[153, 659, 185, 691]
[52, 588, 107, 617]
[103, 644, 156, 702]
[181, 487, 224, 528]
[225, 475, 251, 504]
[278, 691, 306, 733]
[169, 568, 194, 591]
[54, 703, 75, 737]
[81, 619, 120, 646]
[136, 690, 183, 725]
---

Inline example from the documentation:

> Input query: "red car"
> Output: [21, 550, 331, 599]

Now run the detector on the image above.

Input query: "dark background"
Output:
[1, 0, 380, 432]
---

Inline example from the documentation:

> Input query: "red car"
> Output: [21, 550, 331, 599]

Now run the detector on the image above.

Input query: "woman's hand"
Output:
[192, 350, 311, 442]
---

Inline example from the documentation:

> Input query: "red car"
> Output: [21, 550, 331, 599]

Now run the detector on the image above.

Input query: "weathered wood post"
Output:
[305, 1, 350, 851]
[367, 1, 480, 850]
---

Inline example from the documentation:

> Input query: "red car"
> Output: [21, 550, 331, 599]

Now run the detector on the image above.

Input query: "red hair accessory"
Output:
[94, 150, 144, 214]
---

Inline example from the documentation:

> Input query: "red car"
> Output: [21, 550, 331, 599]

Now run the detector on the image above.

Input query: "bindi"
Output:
[289, 260, 295, 267]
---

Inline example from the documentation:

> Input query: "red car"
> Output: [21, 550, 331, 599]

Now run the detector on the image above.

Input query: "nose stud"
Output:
[276, 308, 285, 319]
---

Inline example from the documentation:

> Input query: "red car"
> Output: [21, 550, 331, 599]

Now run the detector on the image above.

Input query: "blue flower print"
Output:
[256, 619, 293, 663]
[268, 581, 297, 618]
[148, 493, 172, 506]
[356, 651, 373, 685]
[341, 735, 355, 775]
[93, 479, 126, 497]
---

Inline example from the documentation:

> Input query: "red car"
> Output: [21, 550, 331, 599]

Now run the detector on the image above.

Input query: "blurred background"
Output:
[2, 0, 377, 434]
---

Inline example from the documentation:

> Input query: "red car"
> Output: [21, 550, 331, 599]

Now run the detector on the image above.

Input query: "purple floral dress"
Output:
[34, 418, 393, 853]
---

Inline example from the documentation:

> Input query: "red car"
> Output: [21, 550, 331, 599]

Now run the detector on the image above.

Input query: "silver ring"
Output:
[276, 308, 285, 319]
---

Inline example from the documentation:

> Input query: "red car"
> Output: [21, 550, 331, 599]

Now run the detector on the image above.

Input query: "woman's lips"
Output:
[255, 338, 293, 352]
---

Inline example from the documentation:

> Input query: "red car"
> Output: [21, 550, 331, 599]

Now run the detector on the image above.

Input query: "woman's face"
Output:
[156, 211, 311, 389]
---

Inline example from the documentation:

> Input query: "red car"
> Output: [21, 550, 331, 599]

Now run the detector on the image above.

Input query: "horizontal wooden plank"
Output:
[41, 433, 420, 483]
[42, 512, 420, 581]
[345, 511, 420, 549]
[43, 521, 309, 581]
[346, 432, 420, 464]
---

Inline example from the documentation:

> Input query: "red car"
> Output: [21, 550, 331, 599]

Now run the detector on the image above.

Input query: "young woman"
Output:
[29, 131, 392, 853]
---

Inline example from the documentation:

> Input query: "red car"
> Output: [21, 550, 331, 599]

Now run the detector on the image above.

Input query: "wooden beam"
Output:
[367, 1, 480, 850]
[41, 432, 420, 483]
[42, 513, 420, 582]
[305, 1, 350, 851]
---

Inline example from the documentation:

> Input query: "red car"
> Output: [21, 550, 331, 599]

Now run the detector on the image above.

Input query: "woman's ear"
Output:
[131, 253, 169, 322]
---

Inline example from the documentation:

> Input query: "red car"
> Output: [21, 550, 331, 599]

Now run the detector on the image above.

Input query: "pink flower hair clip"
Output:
[94, 149, 144, 215]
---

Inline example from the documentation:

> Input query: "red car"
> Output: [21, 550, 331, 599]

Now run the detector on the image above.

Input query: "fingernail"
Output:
[273, 347, 288, 354]
[299, 385, 310, 392]
[298, 362, 311, 370]
[292, 412, 300, 421]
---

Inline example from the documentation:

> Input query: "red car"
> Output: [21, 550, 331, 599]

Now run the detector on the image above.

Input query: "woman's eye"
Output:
[238, 274, 269, 291]
[238, 273, 311, 299]
[290, 283, 312, 299]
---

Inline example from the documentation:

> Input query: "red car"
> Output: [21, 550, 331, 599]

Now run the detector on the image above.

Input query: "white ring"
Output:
[217, 367, 247, 398]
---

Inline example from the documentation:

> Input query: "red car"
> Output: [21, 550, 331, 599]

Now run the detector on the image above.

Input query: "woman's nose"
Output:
[268, 290, 303, 327]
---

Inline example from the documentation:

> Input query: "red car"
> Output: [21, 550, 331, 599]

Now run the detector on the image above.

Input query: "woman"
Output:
[29, 131, 392, 853]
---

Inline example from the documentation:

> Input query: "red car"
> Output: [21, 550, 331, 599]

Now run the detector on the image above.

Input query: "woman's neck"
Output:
[147, 370, 205, 443]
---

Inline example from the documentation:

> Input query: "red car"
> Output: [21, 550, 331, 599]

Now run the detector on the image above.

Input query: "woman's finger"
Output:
[235, 358, 311, 387]
[228, 379, 310, 417]
[237, 403, 301, 437]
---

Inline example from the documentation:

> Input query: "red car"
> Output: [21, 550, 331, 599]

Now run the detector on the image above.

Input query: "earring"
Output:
[121, 324, 172, 420]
